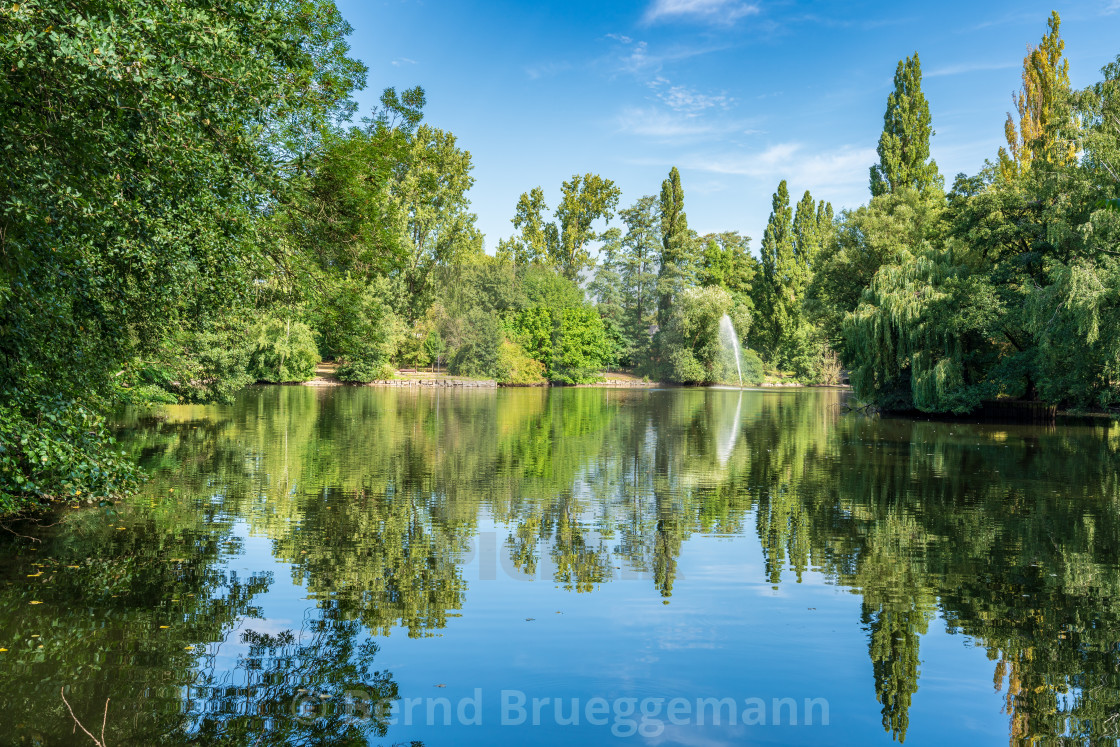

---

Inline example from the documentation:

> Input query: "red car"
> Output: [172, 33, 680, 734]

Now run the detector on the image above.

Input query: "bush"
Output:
[0, 396, 140, 514]
[249, 318, 319, 383]
[549, 307, 610, 384]
[449, 310, 504, 379]
[656, 286, 735, 384]
[499, 340, 546, 385]
[122, 319, 254, 404]
[741, 348, 765, 386]
[319, 276, 395, 383]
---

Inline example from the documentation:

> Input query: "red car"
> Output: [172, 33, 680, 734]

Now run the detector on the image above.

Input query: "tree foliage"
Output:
[999, 11, 1077, 179]
[870, 53, 941, 196]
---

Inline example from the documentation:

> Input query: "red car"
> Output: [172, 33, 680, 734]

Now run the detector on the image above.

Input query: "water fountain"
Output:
[718, 314, 743, 387]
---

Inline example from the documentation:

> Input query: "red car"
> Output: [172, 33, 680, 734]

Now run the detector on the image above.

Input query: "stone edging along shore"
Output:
[303, 377, 841, 389]
[301, 364, 843, 389]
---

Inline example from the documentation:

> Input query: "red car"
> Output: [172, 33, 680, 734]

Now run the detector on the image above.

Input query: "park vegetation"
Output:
[1, 4, 1118, 512]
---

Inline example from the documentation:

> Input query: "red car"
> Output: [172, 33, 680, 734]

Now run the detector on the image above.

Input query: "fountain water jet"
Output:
[718, 314, 743, 387]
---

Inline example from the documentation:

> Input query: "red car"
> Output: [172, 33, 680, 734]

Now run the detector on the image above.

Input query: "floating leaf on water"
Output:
[29, 601, 41, 605]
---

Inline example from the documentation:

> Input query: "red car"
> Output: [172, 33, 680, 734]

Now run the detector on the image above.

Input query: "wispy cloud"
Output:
[673, 143, 877, 192]
[926, 60, 1017, 77]
[606, 35, 731, 77]
[615, 107, 755, 140]
[1105, 0, 1120, 14]
[390, 57, 417, 67]
[524, 61, 573, 80]
[647, 76, 730, 113]
[644, 0, 760, 26]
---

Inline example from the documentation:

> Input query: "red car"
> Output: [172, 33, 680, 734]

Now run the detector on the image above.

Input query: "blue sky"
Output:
[334, 0, 1120, 256]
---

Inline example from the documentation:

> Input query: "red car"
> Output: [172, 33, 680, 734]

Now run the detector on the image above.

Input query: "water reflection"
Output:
[0, 386, 1117, 744]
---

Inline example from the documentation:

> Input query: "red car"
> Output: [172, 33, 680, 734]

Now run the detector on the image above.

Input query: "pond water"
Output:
[1, 386, 1118, 745]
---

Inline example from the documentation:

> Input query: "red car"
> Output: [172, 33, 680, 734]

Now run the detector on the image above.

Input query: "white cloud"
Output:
[926, 61, 1016, 77]
[644, 0, 760, 25]
[648, 77, 730, 113]
[620, 40, 654, 73]
[604, 34, 731, 76]
[390, 57, 417, 67]
[675, 143, 877, 192]
[615, 107, 752, 140]
[524, 61, 573, 80]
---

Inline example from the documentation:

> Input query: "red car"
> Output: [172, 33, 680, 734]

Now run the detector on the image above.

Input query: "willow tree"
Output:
[870, 53, 941, 197]
[843, 248, 1002, 413]
[999, 11, 1077, 178]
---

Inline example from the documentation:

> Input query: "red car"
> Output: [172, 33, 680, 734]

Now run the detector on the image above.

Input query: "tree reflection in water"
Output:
[1, 386, 1117, 744]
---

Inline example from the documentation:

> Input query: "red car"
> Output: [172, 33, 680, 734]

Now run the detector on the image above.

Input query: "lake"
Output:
[1, 386, 1118, 745]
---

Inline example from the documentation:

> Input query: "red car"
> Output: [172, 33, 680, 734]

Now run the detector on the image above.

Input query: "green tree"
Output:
[554, 173, 621, 280]
[249, 318, 320, 383]
[870, 53, 941, 196]
[389, 124, 482, 320]
[656, 286, 752, 384]
[449, 309, 505, 379]
[657, 167, 697, 328]
[699, 231, 756, 299]
[589, 228, 627, 361]
[753, 181, 796, 364]
[320, 276, 395, 383]
[551, 307, 610, 384]
[619, 196, 662, 364]
[497, 187, 558, 266]
[0, 0, 365, 511]
[808, 188, 946, 357]
[497, 175, 620, 280]
[999, 11, 1077, 179]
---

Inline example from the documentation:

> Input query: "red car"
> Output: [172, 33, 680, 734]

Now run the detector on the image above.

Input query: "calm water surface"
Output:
[1, 387, 1118, 745]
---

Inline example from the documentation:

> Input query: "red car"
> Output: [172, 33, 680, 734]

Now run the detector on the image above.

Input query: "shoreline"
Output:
[301, 362, 851, 390]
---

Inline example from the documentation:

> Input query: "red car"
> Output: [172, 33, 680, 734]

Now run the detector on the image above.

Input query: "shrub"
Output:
[249, 318, 319, 383]
[0, 396, 140, 514]
[319, 276, 395, 383]
[741, 348, 765, 386]
[499, 340, 546, 385]
[549, 307, 609, 384]
[449, 309, 504, 379]
[122, 320, 254, 404]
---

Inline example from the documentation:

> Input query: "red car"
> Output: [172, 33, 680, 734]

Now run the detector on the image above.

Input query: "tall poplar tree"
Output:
[656, 167, 694, 328]
[870, 53, 940, 196]
[754, 180, 795, 360]
[999, 11, 1077, 178]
